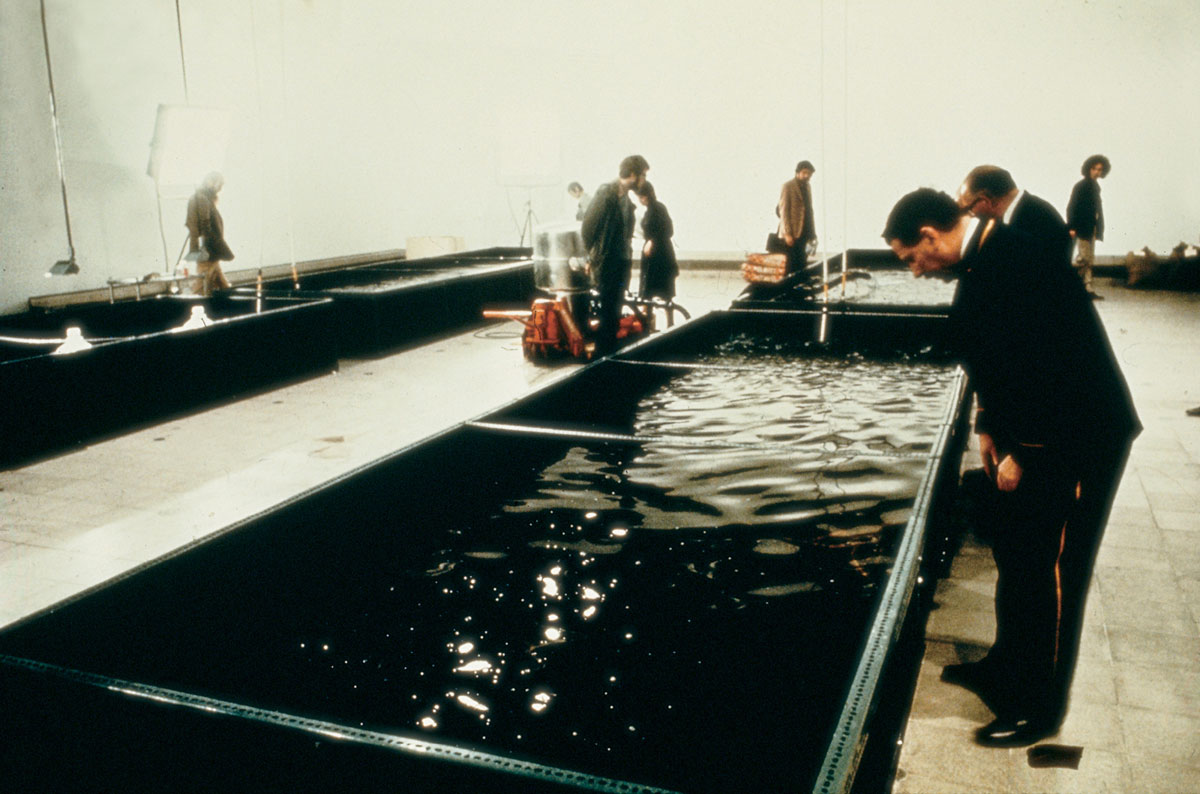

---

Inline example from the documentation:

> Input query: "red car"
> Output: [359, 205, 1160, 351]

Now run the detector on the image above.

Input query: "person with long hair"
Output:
[635, 181, 679, 327]
[1065, 154, 1111, 299]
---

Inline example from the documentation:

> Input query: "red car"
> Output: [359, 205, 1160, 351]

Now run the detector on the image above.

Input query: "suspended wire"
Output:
[816, 0, 850, 299]
[250, 0, 268, 269]
[175, 0, 190, 103]
[277, 0, 298, 277]
[39, 0, 76, 265]
[841, 0, 849, 291]
[817, 0, 828, 301]
[155, 0, 192, 274]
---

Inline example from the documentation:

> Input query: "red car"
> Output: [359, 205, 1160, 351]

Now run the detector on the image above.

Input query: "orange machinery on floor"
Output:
[484, 293, 650, 361]
[483, 222, 673, 362]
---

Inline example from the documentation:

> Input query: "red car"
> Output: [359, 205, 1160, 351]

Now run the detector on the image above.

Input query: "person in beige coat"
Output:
[185, 172, 235, 296]
[777, 160, 816, 273]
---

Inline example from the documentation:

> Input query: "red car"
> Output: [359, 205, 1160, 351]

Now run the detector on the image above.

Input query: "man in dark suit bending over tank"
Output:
[883, 188, 1140, 748]
[957, 165, 1072, 266]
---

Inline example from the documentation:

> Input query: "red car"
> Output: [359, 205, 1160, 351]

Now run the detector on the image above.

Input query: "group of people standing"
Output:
[186, 150, 1135, 752]
[575, 152, 1137, 751]
[958, 155, 1112, 301]
[769, 153, 1108, 293]
[578, 155, 679, 354]
[884, 157, 1139, 749]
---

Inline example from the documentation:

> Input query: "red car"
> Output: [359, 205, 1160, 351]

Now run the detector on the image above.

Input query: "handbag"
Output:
[183, 236, 206, 262]
[765, 232, 788, 254]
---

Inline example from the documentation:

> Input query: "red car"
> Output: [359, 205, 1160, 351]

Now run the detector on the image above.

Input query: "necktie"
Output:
[978, 218, 997, 249]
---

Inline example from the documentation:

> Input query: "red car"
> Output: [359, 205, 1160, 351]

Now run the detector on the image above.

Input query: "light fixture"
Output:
[46, 259, 80, 277]
[40, 0, 79, 277]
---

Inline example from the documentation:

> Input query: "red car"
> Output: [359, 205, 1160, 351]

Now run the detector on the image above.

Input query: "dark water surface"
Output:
[2, 351, 958, 793]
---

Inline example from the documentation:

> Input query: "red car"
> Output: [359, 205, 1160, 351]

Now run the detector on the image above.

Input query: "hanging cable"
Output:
[817, 0, 828, 304]
[175, 0, 190, 103]
[277, 0, 299, 286]
[250, 0, 268, 271]
[841, 0, 849, 295]
[39, 0, 76, 270]
[153, 0, 193, 274]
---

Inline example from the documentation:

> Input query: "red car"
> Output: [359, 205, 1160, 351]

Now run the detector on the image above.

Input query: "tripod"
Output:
[518, 198, 538, 247]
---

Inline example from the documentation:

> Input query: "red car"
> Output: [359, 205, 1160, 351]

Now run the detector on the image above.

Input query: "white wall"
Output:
[2, 0, 1197, 314]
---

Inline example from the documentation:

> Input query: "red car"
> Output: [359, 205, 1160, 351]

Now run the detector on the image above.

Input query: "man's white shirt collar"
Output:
[1003, 189, 1026, 225]
[961, 217, 981, 257]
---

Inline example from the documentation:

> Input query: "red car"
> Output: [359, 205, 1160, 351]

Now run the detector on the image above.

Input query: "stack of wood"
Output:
[741, 252, 788, 283]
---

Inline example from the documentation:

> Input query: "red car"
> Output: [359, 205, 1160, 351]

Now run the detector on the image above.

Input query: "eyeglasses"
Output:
[957, 192, 985, 215]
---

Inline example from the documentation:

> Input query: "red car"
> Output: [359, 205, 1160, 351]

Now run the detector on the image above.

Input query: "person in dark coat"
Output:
[958, 165, 1072, 265]
[185, 171, 235, 296]
[634, 181, 679, 327]
[883, 188, 1140, 749]
[1065, 154, 1110, 298]
[581, 155, 648, 354]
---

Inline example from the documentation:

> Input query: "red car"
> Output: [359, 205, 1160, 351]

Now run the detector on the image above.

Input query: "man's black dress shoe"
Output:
[974, 716, 1058, 748]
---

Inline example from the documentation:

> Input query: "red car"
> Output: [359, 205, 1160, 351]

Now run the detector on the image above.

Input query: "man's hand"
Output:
[995, 454, 1023, 492]
[979, 432, 999, 478]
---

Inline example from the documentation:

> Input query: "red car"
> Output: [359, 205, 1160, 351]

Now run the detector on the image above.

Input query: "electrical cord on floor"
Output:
[473, 326, 522, 340]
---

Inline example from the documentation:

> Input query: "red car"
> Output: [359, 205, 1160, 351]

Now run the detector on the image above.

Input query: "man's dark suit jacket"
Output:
[581, 180, 635, 291]
[953, 224, 1139, 463]
[1009, 191, 1072, 266]
[1065, 177, 1104, 240]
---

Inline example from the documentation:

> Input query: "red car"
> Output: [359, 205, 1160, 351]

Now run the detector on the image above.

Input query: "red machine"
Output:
[484, 225, 687, 362]
[484, 295, 647, 361]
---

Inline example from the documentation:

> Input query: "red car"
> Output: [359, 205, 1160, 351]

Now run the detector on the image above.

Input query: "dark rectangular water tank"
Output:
[0, 294, 337, 466]
[0, 308, 970, 793]
[247, 248, 536, 357]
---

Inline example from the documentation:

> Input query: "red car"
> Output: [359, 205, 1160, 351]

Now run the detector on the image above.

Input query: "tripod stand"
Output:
[518, 197, 538, 247]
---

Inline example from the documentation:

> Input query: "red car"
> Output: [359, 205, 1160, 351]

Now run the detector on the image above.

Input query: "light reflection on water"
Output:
[303, 353, 957, 792]
[825, 268, 958, 305]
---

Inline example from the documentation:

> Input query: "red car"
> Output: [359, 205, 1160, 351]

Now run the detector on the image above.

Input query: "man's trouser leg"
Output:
[594, 281, 625, 354]
[1074, 237, 1095, 291]
[991, 440, 1131, 725]
[989, 447, 1078, 722]
[1044, 439, 1133, 722]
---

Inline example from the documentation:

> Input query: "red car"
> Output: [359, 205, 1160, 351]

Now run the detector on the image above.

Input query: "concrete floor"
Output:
[894, 280, 1200, 793]
[2, 270, 1197, 792]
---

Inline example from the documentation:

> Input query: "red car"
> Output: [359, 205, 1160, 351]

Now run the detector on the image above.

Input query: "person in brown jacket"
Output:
[777, 160, 816, 273]
[185, 171, 235, 296]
